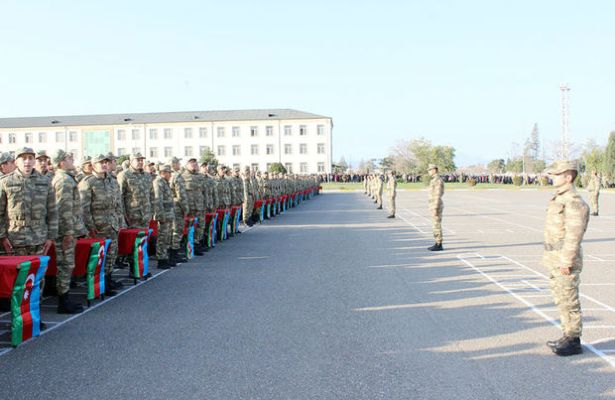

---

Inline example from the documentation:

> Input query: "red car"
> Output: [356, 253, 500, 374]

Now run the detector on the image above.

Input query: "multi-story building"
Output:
[0, 109, 333, 174]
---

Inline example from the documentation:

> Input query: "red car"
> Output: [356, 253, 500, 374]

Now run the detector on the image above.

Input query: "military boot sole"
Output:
[553, 345, 583, 356]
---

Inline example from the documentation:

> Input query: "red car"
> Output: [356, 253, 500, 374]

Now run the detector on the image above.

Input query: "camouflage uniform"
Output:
[586, 174, 601, 216]
[386, 173, 397, 217]
[51, 167, 86, 295]
[375, 175, 384, 208]
[428, 168, 444, 245]
[544, 164, 589, 339]
[117, 162, 154, 228]
[182, 168, 206, 245]
[242, 168, 254, 223]
[153, 171, 175, 261]
[170, 165, 189, 251]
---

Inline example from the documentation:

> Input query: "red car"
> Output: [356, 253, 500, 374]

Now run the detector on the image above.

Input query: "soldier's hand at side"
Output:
[62, 235, 74, 251]
[1, 238, 13, 255]
[43, 239, 54, 255]
[560, 266, 572, 275]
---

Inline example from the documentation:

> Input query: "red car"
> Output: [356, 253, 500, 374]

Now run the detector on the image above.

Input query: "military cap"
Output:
[51, 149, 72, 164]
[159, 164, 172, 173]
[92, 154, 110, 164]
[244, 166, 250, 172]
[545, 160, 578, 175]
[130, 152, 145, 160]
[0, 152, 15, 164]
[15, 147, 36, 158]
[81, 156, 92, 166]
[106, 152, 117, 161]
[427, 164, 438, 171]
[36, 150, 50, 160]
[186, 157, 197, 163]
[147, 161, 155, 166]
[169, 156, 182, 163]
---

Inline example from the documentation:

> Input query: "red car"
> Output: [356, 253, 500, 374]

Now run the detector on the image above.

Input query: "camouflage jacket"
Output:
[117, 167, 154, 227]
[170, 170, 189, 217]
[79, 172, 119, 233]
[109, 174, 126, 229]
[153, 176, 175, 221]
[386, 176, 397, 196]
[428, 174, 444, 211]
[544, 183, 589, 269]
[51, 169, 86, 237]
[0, 169, 59, 246]
[202, 174, 216, 211]
[182, 169, 205, 213]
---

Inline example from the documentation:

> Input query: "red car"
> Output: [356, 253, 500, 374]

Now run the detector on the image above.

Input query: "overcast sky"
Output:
[1, 0, 614, 166]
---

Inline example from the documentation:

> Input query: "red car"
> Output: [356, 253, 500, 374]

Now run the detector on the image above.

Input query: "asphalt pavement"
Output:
[1, 190, 615, 399]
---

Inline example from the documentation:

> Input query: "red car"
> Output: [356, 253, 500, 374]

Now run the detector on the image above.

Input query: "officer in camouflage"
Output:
[153, 164, 175, 269]
[76, 156, 92, 183]
[35, 150, 54, 180]
[170, 157, 189, 263]
[386, 170, 397, 219]
[51, 149, 86, 313]
[182, 157, 206, 255]
[586, 169, 601, 216]
[242, 166, 255, 226]
[79, 154, 121, 296]
[428, 164, 444, 251]
[117, 153, 154, 229]
[0, 152, 15, 178]
[543, 160, 589, 356]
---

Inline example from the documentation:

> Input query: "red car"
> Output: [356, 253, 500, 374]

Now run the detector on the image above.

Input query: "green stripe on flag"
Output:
[86, 241, 102, 300]
[11, 261, 32, 346]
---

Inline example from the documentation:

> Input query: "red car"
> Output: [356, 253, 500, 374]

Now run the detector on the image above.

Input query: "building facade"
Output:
[0, 109, 333, 174]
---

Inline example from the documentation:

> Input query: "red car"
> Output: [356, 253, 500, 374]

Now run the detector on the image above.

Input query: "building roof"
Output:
[0, 109, 331, 129]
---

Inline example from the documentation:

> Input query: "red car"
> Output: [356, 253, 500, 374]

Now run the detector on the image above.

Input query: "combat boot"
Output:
[104, 285, 117, 297]
[387, 215, 395, 219]
[553, 336, 582, 356]
[157, 258, 171, 270]
[194, 245, 205, 256]
[428, 243, 443, 251]
[377, 206, 383, 210]
[57, 292, 84, 314]
[167, 250, 178, 267]
[546, 335, 567, 349]
[106, 274, 123, 290]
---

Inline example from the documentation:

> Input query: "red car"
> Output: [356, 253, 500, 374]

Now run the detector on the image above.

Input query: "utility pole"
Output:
[560, 83, 571, 159]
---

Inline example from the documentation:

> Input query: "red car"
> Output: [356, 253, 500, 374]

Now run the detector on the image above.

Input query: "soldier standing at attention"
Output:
[375, 173, 384, 210]
[117, 153, 154, 229]
[182, 157, 205, 256]
[544, 161, 589, 356]
[242, 166, 254, 226]
[153, 165, 175, 269]
[586, 169, 601, 216]
[169, 157, 189, 263]
[386, 170, 397, 219]
[79, 155, 121, 296]
[75, 156, 92, 183]
[427, 164, 444, 251]
[51, 150, 86, 313]
[0, 152, 15, 177]
[35, 150, 54, 180]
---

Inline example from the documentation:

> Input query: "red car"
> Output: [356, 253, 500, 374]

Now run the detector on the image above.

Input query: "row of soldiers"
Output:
[0, 147, 320, 316]
[364, 171, 397, 218]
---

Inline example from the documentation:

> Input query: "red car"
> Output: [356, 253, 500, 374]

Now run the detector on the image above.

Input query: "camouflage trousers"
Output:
[193, 210, 206, 243]
[171, 210, 184, 250]
[13, 244, 46, 296]
[376, 191, 383, 207]
[545, 253, 582, 337]
[431, 209, 443, 244]
[589, 192, 599, 214]
[54, 237, 76, 295]
[97, 228, 118, 276]
[387, 194, 396, 216]
[156, 220, 172, 260]
[243, 197, 254, 223]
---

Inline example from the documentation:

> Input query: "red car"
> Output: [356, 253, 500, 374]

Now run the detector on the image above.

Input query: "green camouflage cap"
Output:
[81, 155, 92, 166]
[130, 152, 145, 160]
[159, 164, 172, 173]
[92, 154, 110, 164]
[0, 152, 15, 164]
[51, 149, 72, 164]
[545, 160, 578, 175]
[36, 150, 50, 160]
[169, 156, 182, 163]
[106, 152, 117, 161]
[427, 164, 438, 171]
[16, 147, 36, 158]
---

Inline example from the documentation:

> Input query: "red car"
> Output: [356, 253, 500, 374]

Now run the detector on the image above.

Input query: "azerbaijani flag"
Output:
[184, 217, 196, 259]
[11, 256, 49, 347]
[131, 230, 151, 279]
[86, 239, 111, 300]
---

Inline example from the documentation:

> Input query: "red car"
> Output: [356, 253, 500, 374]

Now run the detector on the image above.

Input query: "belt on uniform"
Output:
[544, 241, 563, 251]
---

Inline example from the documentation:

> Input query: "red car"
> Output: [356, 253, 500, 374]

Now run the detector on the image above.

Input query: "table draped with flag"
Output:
[0, 255, 50, 346]
[230, 206, 242, 235]
[216, 209, 230, 241]
[254, 200, 265, 223]
[205, 213, 218, 248]
[182, 216, 196, 259]
[118, 228, 151, 280]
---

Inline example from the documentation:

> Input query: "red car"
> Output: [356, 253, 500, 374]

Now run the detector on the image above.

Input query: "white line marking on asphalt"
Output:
[522, 280, 543, 291]
[353, 304, 416, 312]
[367, 264, 414, 268]
[588, 254, 606, 261]
[584, 326, 615, 330]
[237, 256, 270, 260]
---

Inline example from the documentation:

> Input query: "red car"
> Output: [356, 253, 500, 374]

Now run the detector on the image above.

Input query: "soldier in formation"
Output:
[0, 152, 15, 178]
[586, 169, 601, 216]
[170, 157, 189, 263]
[427, 164, 444, 251]
[386, 170, 396, 219]
[153, 164, 175, 268]
[543, 160, 589, 356]
[117, 153, 154, 229]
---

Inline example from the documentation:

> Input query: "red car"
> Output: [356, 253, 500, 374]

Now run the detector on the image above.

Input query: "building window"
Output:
[284, 163, 292, 173]
[284, 144, 292, 154]
[266, 144, 274, 155]
[117, 148, 126, 156]
[217, 127, 225, 138]
[185, 146, 193, 157]
[250, 126, 258, 137]
[251, 144, 259, 155]
[251, 163, 259, 171]
[117, 129, 126, 141]
[284, 125, 292, 136]
[317, 125, 325, 135]
[300, 162, 308, 173]
[131, 129, 140, 140]
[299, 125, 307, 136]
[317, 162, 325, 172]
[9, 133, 16, 144]
[266, 126, 273, 136]
[199, 127, 208, 138]
[232, 126, 240, 137]
[55, 132, 64, 143]
[299, 144, 307, 154]
[232, 145, 241, 156]
[38, 132, 46, 143]
[164, 128, 173, 139]
[199, 146, 210, 155]
[317, 143, 325, 154]
[149, 129, 158, 140]
[150, 147, 158, 158]
[184, 128, 193, 139]
[217, 145, 226, 156]
[69, 131, 78, 142]
[25, 132, 32, 143]
[132, 147, 141, 155]
[164, 147, 173, 157]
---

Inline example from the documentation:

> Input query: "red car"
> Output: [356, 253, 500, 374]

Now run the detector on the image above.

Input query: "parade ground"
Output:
[1, 190, 615, 399]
